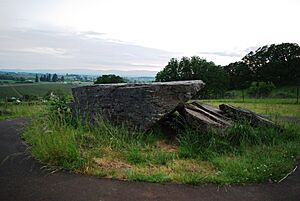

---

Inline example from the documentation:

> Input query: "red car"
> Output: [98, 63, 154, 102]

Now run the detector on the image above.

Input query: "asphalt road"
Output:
[0, 118, 299, 201]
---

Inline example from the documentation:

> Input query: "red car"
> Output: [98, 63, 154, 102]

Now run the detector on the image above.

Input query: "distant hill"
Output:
[0, 68, 158, 77]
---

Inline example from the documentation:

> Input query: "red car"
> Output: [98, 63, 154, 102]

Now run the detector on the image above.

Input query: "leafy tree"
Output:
[52, 73, 58, 82]
[40, 75, 45, 82]
[47, 74, 51, 82]
[155, 56, 229, 98]
[224, 61, 252, 90]
[35, 74, 39, 82]
[94, 74, 125, 84]
[242, 43, 300, 86]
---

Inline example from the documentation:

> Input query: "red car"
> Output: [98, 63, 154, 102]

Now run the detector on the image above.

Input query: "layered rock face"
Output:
[72, 80, 205, 130]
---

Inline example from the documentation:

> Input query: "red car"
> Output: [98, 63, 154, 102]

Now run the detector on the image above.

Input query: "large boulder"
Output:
[72, 80, 205, 130]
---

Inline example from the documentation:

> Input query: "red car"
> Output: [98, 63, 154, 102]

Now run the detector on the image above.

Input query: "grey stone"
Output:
[72, 80, 205, 130]
[219, 104, 275, 127]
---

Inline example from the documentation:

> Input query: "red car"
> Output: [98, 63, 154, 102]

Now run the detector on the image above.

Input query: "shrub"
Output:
[94, 74, 125, 84]
[247, 81, 275, 98]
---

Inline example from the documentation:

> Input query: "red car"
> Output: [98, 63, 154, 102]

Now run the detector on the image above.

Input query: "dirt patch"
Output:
[156, 140, 177, 153]
[93, 158, 131, 169]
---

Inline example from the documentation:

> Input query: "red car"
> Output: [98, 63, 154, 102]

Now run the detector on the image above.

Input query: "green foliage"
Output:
[35, 74, 39, 82]
[21, 94, 39, 101]
[94, 74, 125, 84]
[155, 56, 229, 98]
[52, 73, 58, 82]
[225, 43, 300, 90]
[247, 81, 276, 98]
[224, 61, 252, 89]
[23, 114, 86, 170]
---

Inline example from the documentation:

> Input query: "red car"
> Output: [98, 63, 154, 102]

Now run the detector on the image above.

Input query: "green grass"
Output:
[0, 102, 46, 120]
[0, 83, 76, 99]
[199, 98, 300, 118]
[23, 109, 300, 185]
[226, 86, 299, 99]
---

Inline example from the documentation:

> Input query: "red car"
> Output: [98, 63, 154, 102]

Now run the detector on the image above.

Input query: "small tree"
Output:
[52, 73, 58, 82]
[35, 74, 39, 82]
[94, 74, 125, 84]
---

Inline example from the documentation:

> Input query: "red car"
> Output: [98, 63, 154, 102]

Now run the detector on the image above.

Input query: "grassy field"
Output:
[227, 86, 299, 99]
[199, 98, 300, 118]
[0, 102, 46, 120]
[0, 83, 77, 99]
[22, 99, 300, 185]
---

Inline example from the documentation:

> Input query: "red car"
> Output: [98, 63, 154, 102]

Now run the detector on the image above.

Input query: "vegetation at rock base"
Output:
[21, 99, 300, 185]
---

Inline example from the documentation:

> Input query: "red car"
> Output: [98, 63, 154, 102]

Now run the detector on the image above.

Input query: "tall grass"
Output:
[23, 108, 300, 184]
[0, 102, 46, 120]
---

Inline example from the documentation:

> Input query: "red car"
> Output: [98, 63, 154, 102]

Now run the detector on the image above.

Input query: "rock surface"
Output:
[172, 102, 275, 131]
[219, 104, 275, 127]
[72, 80, 205, 130]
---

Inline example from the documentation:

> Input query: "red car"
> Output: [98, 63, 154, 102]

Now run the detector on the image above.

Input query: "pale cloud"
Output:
[18, 47, 69, 57]
[0, 27, 177, 71]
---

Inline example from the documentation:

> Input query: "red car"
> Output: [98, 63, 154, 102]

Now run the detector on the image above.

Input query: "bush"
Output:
[94, 74, 125, 84]
[247, 81, 276, 98]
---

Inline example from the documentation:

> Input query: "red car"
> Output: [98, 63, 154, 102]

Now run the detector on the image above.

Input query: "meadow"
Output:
[0, 102, 46, 120]
[16, 97, 300, 185]
[200, 98, 300, 118]
[0, 82, 76, 99]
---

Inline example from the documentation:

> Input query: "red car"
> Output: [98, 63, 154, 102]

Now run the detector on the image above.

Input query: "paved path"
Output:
[0, 118, 299, 201]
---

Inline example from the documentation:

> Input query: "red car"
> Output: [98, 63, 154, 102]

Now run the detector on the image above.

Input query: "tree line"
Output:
[37, 73, 64, 82]
[155, 43, 300, 98]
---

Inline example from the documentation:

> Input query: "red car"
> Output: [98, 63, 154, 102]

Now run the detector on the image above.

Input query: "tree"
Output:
[242, 43, 300, 86]
[52, 73, 58, 82]
[47, 74, 51, 82]
[40, 75, 45, 81]
[35, 74, 39, 82]
[61, 76, 65, 82]
[155, 56, 229, 98]
[94, 74, 125, 84]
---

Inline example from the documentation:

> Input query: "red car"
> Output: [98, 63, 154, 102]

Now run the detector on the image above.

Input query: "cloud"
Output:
[0, 26, 178, 71]
[17, 47, 69, 57]
[198, 51, 244, 58]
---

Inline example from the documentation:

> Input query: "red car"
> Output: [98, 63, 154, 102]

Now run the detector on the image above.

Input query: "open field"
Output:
[0, 102, 46, 120]
[199, 98, 300, 118]
[0, 83, 78, 99]
[227, 86, 299, 99]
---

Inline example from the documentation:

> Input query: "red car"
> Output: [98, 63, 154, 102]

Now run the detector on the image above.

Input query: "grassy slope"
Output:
[0, 83, 76, 99]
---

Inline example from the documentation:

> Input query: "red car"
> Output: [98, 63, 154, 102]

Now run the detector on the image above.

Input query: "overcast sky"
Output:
[1, 0, 300, 73]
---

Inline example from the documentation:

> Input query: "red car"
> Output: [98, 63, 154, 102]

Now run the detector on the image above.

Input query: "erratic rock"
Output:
[72, 80, 205, 130]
